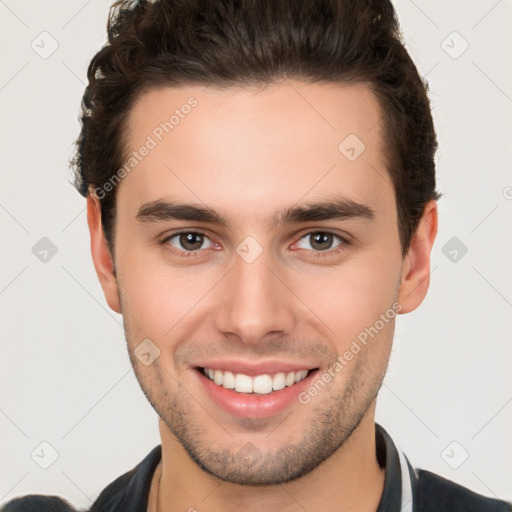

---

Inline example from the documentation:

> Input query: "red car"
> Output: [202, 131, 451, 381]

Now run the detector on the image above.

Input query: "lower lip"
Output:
[194, 367, 319, 419]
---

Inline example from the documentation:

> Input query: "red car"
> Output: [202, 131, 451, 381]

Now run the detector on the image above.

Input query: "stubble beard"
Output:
[128, 340, 388, 486]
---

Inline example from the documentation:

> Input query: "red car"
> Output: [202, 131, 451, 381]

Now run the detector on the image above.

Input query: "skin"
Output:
[87, 80, 437, 512]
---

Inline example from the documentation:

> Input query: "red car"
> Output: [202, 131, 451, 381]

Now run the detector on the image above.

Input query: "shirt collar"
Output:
[375, 422, 408, 512]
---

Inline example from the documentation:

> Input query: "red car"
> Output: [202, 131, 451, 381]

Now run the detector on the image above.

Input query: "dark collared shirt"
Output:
[2, 423, 511, 512]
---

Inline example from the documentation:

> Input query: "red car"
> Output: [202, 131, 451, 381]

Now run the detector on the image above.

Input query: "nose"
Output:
[214, 245, 296, 345]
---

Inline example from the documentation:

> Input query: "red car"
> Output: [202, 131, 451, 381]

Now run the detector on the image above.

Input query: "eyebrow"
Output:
[135, 195, 375, 228]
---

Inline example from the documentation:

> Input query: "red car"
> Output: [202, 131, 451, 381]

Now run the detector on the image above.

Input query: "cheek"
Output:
[117, 252, 216, 341]
[294, 258, 400, 343]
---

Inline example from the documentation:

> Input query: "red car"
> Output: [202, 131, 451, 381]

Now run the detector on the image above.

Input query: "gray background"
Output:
[1, 0, 511, 508]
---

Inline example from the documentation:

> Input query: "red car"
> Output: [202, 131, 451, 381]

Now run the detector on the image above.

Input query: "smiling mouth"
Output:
[196, 366, 319, 395]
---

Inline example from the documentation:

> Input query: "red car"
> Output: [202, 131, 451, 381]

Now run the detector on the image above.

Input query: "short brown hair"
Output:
[72, 0, 441, 257]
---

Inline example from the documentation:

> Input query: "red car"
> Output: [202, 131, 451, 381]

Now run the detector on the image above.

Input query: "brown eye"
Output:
[178, 232, 204, 251]
[164, 231, 214, 253]
[296, 232, 342, 252]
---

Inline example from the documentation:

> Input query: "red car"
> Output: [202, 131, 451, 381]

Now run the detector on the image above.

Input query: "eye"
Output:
[162, 231, 216, 258]
[294, 231, 348, 257]
[160, 229, 349, 261]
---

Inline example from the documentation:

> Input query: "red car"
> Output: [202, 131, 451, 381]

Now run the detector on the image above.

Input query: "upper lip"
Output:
[195, 359, 319, 377]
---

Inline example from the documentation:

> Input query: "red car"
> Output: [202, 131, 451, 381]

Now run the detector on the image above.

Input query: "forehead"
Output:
[118, 80, 394, 227]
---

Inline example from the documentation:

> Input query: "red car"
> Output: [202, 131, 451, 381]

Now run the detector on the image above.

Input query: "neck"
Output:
[150, 406, 385, 512]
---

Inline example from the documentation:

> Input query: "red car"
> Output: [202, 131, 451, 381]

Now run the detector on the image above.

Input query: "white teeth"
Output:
[272, 372, 286, 391]
[253, 374, 273, 394]
[285, 372, 295, 387]
[214, 369, 223, 386]
[234, 373, 253, 393]
[203, 367, 311, 394]
[294, 370, 308, 383]
[222, 370, 235, 389]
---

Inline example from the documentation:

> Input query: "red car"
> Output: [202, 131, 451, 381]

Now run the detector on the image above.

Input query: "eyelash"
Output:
[160, 229, 350, 260]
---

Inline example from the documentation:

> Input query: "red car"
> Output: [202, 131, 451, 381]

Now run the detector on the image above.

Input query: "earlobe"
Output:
[86, 193, 121, 314]
[397, 200, 438, 314]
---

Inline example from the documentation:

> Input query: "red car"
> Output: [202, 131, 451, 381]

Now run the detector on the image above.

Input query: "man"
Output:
[3, 0, 510, 511]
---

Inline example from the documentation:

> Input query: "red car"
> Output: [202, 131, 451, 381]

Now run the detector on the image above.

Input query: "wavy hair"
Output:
[71, 0, 441, 257]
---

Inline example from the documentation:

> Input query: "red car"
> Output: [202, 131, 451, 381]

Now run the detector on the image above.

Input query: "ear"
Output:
[86, 193, 121, 314]
[397, 200, 438, 314]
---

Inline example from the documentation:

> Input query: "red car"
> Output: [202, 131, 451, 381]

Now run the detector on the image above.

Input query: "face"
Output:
[88, 80, 436, 485]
